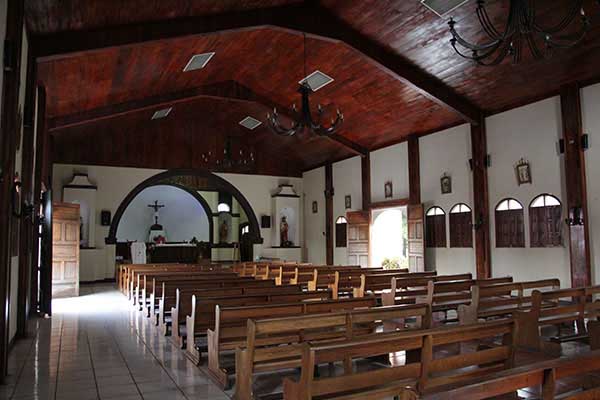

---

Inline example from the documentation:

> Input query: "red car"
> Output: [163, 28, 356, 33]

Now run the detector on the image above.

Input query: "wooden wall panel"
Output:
[471, 118, 491, 279]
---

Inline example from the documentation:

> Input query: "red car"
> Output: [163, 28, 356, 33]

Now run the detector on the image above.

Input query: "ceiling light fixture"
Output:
[267, 33, 343, 137]
[183, 52, 215, 72]
[151, 107, 172, 120]
[448, 0, 598, 66]
[239, 116, 262, 130]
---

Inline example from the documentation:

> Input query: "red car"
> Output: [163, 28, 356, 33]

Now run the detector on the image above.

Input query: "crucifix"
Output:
[148, 200, 165, 225]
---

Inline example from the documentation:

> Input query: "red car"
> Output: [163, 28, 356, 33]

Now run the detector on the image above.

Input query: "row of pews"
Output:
[116, 261, 600, 399]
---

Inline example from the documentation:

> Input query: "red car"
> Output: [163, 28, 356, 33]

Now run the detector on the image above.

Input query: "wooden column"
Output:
[560, 83, 591, 288]
[0, 0, 25, 382]
[325, 163, 334, 265]
[408, 137, 421, 205]
[361, 152, 371, 210]
[471, 117, 491, 279]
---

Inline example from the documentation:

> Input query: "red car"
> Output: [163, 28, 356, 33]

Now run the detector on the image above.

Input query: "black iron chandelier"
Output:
[449, 0, 597, 66]
[267, 34, 343, 136]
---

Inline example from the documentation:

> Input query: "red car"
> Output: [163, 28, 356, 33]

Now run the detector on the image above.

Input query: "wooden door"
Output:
[407, 204, 425, 272]
[346, 211, 369, 267]
[52, 203, 80, 298]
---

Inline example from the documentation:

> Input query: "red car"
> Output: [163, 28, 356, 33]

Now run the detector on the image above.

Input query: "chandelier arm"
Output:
[477, 4, 503, 40]
[450, 25, 503, 52]
[476, 41, 512, 66]
[526, 34, 544, 60]
[450, 38, 501, 61]
[267, 112, 302, 136]
[544, 25, 590, 48]
[312, 113, 344, 136]
[533, 0, 584, 34]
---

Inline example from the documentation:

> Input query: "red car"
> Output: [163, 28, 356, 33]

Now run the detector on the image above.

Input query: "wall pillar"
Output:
[361, 153, 371, 210]
[471, 117, 491, 279]
[325, 163, 334, 265]
[408, 137, 421, 205]
[560, 83, 591, 288]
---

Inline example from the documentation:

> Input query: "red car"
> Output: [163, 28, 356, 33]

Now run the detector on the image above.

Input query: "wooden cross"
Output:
[148, 200, 165, 225]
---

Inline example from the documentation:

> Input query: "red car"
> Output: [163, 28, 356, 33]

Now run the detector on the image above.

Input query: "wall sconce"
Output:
[471, 213, 484, 230]
[566, 206, 584, 226]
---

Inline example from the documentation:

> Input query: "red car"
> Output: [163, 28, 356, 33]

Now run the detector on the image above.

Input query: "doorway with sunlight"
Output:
[371, 207, 408, 269]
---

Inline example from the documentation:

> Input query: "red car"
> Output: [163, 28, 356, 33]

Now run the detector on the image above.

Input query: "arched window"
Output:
[335, 216, 348, 248]
[217, 202, 231, 213]
[426, 206, 446, 248]
[449, 203, 473, 248]
[495, 198, 524, 247]
[529, 194, 562, 247]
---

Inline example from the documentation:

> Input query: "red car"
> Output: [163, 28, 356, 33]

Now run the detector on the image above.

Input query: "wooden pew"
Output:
[120, 263, 181, 295]
[183, 291, 336, 355]
[148, 276, 275, 320]
[516, 285, 600, 354]
[163, 284, 303, 339]
[203, 296, 378, 389]
[353, 271, 441, 298]
[283, 319, 517, 400]
[382, 276, 513, 318]
[331, 268, 404, 299]
[426, 350, 600, 400]
[234, 303, 432, 400]
[127, 264, 226, 302]
[137, 270, 239, 311]
[308, 267, 387, 298]
[458, 278, 561, 325]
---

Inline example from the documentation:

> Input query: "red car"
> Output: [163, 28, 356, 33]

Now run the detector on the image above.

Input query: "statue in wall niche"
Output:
[219, 220, 229, 243]
[280, 216, 291, 247]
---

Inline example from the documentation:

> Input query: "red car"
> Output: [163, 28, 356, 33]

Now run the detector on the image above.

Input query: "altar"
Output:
[149, 243, 209, 263]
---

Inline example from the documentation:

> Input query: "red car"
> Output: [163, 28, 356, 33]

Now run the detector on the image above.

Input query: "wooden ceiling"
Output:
[27, 0, 600, 176]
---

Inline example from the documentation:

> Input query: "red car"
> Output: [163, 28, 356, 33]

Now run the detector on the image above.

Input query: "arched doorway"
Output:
[371, 207, 407, 269]
[107, 169, 263, 260]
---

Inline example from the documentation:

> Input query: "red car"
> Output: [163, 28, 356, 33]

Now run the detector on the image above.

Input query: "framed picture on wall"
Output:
[515, 158, 532, 185]
[384, 181, 393, 199]
[345, 195, 351, 209]
[441, 174, 452, 194]
[312, 201, 318, 214]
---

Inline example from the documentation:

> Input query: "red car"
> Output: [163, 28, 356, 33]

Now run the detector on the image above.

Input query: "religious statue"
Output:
[219, 220, 229, 243]
[280, 216, 290, 247]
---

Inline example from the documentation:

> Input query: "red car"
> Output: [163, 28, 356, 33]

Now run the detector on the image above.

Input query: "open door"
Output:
[52, 203, 80, 298]
[346, 211, 370, 267]
[407, 204, 425, 272]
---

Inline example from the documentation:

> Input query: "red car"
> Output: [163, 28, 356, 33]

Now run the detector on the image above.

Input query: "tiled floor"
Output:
[1, 284, 229, 400]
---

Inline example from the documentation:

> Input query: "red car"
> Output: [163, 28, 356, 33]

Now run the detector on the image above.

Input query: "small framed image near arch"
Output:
[529, 194, 562, 247]
[495, 198, 525, 248]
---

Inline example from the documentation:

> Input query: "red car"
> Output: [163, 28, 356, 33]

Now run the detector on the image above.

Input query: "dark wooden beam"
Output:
[369, 198, 409, 210]
[361, 152, 371, 210]
[560, 83, 591, 288]
[0, 0, 25, 383]
[408, 136, 420, 205]
[325, 163, 334, 265]
[34, 3, 480, 125]
[471, 116, 491, 279]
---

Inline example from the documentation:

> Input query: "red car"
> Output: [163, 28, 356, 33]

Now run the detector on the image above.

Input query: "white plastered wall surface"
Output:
[52, 164, 302, 279]
[302, 167, 326, 264]
[332, 156, 362, 265]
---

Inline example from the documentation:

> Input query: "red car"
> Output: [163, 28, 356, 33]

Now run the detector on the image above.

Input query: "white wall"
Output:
[370, 141, 409, 202]
[116, 185, 210, 243]
[53, 164, 303, 277]
[582, 82, 600, 284]
[333, 156, 362, 265]
[487, 97, 570, 285]
[302, 167, 326, 264]
[420, 124, 476, 277]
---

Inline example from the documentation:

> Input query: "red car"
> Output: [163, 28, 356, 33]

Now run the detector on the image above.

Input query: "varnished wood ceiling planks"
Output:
[38, 26, 460, 166]
[25, 0, 303, 34]
[321, 0, 600, 113]
[28, 0, 600, 175]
